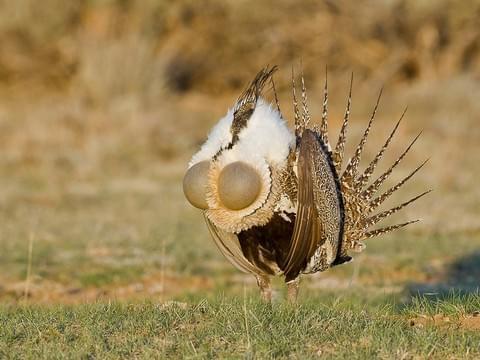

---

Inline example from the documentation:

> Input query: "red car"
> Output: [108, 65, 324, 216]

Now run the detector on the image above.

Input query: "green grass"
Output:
[2, 293, 480, 359]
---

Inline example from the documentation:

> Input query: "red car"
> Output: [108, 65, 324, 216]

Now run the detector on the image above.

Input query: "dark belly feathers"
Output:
[238, 213, 297, 279]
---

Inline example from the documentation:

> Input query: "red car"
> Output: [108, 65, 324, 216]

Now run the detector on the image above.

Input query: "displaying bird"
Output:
[183, 65, 429, 303]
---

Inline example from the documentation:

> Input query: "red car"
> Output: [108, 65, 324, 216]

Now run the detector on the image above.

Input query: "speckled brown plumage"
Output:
[187, 65, 429, 302]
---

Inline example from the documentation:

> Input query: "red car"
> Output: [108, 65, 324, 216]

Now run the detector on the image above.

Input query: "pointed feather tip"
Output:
[414, 158, 430, 173]
[364, 218, 422, 240]
[348, 72, 353, 98]
[372, 86, 384, 110]
[291, 66, 299, 111]
[299, 61, 307, 96]
[400, 219, 422, 227]
[389, 108, 406, 136]
[324, 64, 328, 87]
[234, 65, 278, 108]
[397, 106, 408, 123]
[270, 74, 281, 114]
[355, 106, 409, 188]
[299, 63, 311, 125]
[403, 189, 432, 208]
[344, 72, 353, 111]
[411, 189, 433, 202]
[397, 129, 423, 158]
[360, 123, 423, 196]
[406, 219, 422, 227]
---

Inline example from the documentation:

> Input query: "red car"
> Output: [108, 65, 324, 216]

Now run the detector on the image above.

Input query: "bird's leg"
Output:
[255, 275, 272, 303]
[286, 277, 300, 304]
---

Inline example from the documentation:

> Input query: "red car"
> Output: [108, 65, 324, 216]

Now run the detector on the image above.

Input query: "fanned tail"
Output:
[324, 82, 428, 253]
[332, 73, 353, 172]
[287, 67, 427, 259]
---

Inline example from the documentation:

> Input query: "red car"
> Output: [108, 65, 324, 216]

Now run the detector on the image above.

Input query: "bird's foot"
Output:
[286, 277, 300, 304]
[256, 275, 272, 303]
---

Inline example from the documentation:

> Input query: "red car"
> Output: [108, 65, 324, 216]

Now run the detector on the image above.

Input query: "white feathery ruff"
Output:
[220, 98, 294, 166]
[189, 109, 234, 167]
[189, 98, 294, 168]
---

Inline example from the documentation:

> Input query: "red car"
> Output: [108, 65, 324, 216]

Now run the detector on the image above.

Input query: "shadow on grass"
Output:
[404, 251, 480, 304]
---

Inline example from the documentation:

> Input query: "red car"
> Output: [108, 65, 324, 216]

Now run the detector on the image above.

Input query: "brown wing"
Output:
[283, 129, 344, 280]
[204, 215, 266, 276]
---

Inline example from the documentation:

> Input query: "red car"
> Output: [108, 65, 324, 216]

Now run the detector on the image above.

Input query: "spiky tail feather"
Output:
[332, 73, 353, 173]
[363, 190, 432, 228]
[300, 69, 311, 129]
[361, 130, 423, 200]
[341, 88, 383, 185]
[338, 97, 428, 248]
[291, 69, 428, 254]
[355, 109, 406, 189]
[368, 159, 429, 212]
[292, 67, 301, 144]
[314, 66, 330, 150]
[364, 219, 420, 239]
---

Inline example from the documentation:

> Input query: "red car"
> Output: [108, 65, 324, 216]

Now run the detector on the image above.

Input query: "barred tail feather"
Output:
[356, 108, 406, 189]
[300, 70, 311, 128]
[342, 88, 383, 183]
[368, 159, 429, 212]
[319, 67, 330, 150]
[362, 130, 422, 200]
[363, 190, 432, 228]
[363, 219, 421, 239]
[292, 67, 301, 142]
[332, 73, 353, 172]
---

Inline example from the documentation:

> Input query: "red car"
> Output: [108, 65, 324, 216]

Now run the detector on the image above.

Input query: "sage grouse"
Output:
[183, 66, 428, 303]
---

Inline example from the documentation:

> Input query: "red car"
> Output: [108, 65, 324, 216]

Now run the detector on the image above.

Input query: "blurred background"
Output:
[0, 0, 479, 303]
